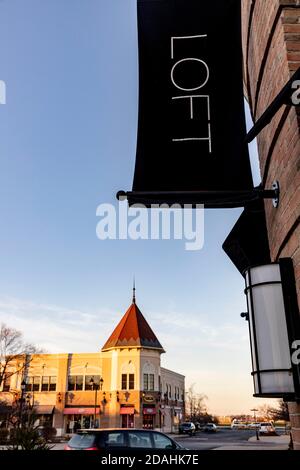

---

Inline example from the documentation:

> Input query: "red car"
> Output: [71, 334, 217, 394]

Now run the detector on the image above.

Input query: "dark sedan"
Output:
[64, 428, 185, 450]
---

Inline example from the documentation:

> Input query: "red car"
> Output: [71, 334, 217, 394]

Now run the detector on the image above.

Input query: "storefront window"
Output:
[65, 415, 93, 433]
[129, 374, 134, 390]
[42, 376, 57, 391]
[26, 376, 40, 392]
[85, 375, 100, 390]
[68, 375, 83, 391]
[26, 377, 33, 391]
[149, 374, 154, 391]
[68, 376, 75, 391]
[38, 414, 53, 427]
[33, 376, 40, 392]
[121, 414, 134, 428]
[121, 374, 127, 390]
[121, 374, 135, 390]
[49, 376, 57, 391]
[76, 376, 83, 390]
[143, 414, 154, 429]
[143, 374, 148, 391]
[144, 374, 154, 391]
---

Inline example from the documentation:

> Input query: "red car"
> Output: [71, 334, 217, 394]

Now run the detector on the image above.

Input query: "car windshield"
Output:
[69, 433, 96, 449]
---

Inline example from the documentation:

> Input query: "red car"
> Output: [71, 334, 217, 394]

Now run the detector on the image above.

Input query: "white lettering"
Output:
[184, 205, 205, 251]
[171, 35, 207, 60]
[0, 80, 6, 105]
[291, 80, 300, 105]
[172, 95, 212, 152]
[96, 202, 205, 251]
[150, 204, 183, 240]
[171, 58, 209, 92]
[172, 94, 210, 120]
[96, 204, 116, 240]
[170, 35, 212, 152]
[291, 340, 300, 366]
[128, 205, 149, 240]
[118, 200, 128, 240]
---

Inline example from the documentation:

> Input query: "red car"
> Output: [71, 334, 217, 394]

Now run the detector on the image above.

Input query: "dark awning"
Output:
[222, 200, 271, 275]
[33, 405, 54, 415]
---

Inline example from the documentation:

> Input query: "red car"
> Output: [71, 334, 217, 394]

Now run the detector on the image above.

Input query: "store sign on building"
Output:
[143, 394, 155, 403]
[143, 407, 156, 415]
[130, 0, 253, 206]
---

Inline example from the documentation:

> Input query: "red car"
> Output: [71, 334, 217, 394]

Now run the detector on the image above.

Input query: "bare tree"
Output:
[272, 400, 289, 422]
[257, 404, 274, 421]
[0, 323, 43, 389]
[185, 384, 208, 422]
[258, 401, 289, 422]
[264, 400, 290, 422]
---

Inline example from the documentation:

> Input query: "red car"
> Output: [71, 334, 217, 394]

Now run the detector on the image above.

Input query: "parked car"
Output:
[259, 422, 277, 436]
[203, 423, 217, 433]
[249, 423, 260, 429]
[178, 422, 196, 436]
[64, 429, 184, 451]
[231, 420, 247, 430]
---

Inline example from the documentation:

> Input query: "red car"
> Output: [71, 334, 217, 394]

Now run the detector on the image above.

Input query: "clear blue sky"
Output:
[0, 0, 274, 414]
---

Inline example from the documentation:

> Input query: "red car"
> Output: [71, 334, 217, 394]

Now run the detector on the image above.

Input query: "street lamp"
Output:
[243, 259, 300, 399]
[89, 377, 104, 428]
[251, 408, 259, 441]
[170, 406, 174, 434]
[100, 377, 104, 391]
[89, 377, 97, 428]
[19, 379, 26, 427]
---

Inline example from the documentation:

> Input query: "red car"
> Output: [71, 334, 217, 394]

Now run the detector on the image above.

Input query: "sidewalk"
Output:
[214, 435, 290, 451]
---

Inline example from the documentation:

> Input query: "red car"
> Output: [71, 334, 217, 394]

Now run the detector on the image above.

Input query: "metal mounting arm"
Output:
[246, 67, 300, 144]
[117, 181, 280, 209]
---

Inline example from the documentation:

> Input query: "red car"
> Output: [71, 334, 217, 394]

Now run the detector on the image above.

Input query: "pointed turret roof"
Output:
[102, 287, 164, 352]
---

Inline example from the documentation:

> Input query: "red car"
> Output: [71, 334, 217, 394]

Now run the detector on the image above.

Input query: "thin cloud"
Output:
[150, 309, 248, 351]
[0, 296, 116, 353]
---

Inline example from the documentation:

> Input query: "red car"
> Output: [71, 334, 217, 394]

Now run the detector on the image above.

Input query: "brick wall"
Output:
[242, 0, 300, 449]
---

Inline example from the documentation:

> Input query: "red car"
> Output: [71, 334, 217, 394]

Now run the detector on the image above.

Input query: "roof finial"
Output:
[133, 277, 136, 304]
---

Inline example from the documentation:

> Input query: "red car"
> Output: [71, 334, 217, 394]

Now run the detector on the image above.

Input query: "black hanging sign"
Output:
[125, 0, 253, 207]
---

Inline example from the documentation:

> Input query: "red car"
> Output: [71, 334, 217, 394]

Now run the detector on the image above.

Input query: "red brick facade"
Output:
[242, 0, 300, 449]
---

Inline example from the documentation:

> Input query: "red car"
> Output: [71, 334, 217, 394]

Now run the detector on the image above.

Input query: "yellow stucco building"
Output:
[0, 292, 185, 436]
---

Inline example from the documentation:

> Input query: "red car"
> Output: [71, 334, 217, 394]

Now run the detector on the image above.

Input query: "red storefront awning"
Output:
[120, 407, 135, 415]
[63, 408, 100, 415]
[143, 407, 156, 415]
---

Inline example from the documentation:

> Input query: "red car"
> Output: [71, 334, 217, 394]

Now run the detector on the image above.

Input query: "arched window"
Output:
[143, 362, 156, 391]
[121, 361, 136, 390]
